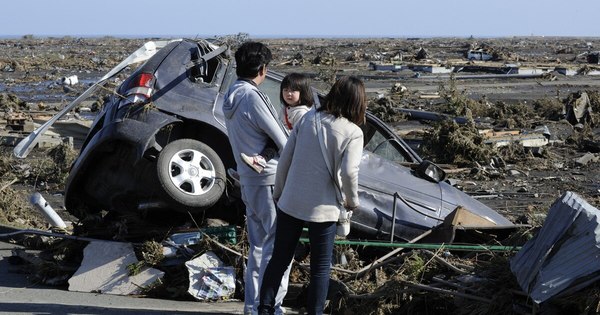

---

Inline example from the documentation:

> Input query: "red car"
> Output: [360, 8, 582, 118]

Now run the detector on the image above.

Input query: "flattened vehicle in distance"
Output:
[18, 38, 514, 241]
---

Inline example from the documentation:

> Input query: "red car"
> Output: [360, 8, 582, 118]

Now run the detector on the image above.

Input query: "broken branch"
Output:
[401, 280, 492, 303]
[0, 178, 18, 193]
[421, 249, 470, 274]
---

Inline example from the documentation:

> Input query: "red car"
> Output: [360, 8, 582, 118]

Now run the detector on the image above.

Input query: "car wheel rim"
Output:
[168, 148, 216, 196]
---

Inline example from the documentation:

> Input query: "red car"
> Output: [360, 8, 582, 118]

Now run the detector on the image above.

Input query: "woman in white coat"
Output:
[258, 76, 367, 315]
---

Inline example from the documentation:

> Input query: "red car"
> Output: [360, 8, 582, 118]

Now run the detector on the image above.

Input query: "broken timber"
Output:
[480, 128, 549, 148]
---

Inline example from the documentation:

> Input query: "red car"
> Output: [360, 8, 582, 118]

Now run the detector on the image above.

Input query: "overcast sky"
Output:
[2, 0, 599, 38]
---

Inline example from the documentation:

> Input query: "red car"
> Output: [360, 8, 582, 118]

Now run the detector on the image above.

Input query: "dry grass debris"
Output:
[421, 119, 496, 167]
[0, 186, 45, 229]
[27, 143, 77, 189]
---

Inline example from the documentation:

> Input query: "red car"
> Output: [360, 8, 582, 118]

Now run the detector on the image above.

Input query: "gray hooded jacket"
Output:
[223, 79, 288, 186]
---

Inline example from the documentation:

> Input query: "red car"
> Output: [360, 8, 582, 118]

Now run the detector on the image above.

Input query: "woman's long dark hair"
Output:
[320, 76, 367, 125]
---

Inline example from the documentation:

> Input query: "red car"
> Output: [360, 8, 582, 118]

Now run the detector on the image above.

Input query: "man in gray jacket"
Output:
[223, 42, 290, 315]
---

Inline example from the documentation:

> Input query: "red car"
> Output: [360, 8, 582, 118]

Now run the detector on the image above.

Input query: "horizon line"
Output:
[1, 34, 600, 40]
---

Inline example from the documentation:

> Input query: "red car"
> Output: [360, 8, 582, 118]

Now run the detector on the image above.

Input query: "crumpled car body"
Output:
[61, 38, 513, 241]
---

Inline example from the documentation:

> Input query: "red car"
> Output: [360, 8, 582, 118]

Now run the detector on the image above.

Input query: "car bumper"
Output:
[65, 110, 181, 212]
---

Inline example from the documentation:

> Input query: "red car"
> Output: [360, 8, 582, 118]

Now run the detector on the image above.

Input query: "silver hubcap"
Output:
[168, 148, 216, 196]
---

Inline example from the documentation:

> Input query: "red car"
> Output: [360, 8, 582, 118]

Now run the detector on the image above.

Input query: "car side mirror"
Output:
[416, 160, 446, 183]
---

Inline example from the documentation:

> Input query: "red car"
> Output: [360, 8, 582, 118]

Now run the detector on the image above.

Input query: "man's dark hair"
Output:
[320, 76, 367, 125]
[235, 41, 272, 78]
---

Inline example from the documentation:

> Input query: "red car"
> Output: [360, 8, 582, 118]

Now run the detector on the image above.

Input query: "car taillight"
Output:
[126, 73, 155, 98]
[118, 73, 155, 108]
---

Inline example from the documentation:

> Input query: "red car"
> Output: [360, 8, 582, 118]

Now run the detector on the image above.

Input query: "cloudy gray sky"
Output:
[2, 0, 598, 38]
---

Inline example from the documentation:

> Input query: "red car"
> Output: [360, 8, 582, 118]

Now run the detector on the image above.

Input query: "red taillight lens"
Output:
[118, 73, 155, 109]
[125, 73, 155, 98]
[134, 73, 154, 88]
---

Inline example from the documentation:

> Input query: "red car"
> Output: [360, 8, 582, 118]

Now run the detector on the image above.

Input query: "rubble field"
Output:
[2, 35, 600, 314]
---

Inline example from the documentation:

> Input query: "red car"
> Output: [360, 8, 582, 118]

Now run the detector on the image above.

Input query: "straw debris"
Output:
[421, 119, 496, 166]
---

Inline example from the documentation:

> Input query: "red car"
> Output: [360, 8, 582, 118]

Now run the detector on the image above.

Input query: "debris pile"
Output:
[0, 186, 44, 229]
[421, 119, 496, 167]
[564, 91, 594, 127]
[2, 212, 580, 314]
[23, 143, 77, 189]
[368, 97, 408, 123]
[0, 93, 28, 112]
[335, 249, 521, 314]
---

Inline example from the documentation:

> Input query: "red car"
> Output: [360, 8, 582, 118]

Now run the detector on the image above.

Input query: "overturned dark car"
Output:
[16, 38, 514, 241]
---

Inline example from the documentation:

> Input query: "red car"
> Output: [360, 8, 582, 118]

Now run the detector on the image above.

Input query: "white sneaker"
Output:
[241, 153, 267, 173]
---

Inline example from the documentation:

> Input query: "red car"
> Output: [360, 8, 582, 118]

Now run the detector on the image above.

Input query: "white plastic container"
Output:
[61, 75, 78, 86]
[162, 246, 178, 257]
[30, 192, 67, 228]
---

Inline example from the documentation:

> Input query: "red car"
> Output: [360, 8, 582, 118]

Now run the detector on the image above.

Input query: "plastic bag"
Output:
[185, 251, 236, 300]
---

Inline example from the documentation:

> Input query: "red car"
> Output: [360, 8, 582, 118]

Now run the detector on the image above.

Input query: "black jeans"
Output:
[259, 210, 336, 315]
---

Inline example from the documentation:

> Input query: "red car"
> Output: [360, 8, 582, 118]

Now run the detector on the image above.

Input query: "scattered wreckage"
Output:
[4, 37, 529, 312]
[6, 37, 600, 313]
[13, 38, 515, 242]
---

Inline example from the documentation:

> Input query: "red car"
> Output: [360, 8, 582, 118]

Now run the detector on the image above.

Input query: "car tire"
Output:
[156, 138, 226, 212]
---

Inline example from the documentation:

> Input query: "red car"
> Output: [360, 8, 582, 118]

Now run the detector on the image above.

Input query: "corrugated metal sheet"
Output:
[510, 191, 600, 303]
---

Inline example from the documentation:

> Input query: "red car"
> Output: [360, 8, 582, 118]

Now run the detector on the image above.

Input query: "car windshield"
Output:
[362, 121, 412, 163]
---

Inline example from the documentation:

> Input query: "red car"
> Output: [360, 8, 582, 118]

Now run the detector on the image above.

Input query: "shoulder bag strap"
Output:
[315, 110, 344, 205]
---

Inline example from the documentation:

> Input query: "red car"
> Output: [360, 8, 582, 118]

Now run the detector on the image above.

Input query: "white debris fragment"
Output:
[30, 192, 67, 228]
[185, 251, 236, 301]
[61, 75, 78, 86]
[68, 241, 164, 295]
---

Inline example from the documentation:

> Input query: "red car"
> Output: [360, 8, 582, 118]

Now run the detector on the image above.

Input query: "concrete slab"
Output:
[484, 133, 549, 148]
[68, 241, 164, 295]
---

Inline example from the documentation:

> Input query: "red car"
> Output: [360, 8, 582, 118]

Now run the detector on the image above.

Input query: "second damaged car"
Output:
[16, 38, 514, 241]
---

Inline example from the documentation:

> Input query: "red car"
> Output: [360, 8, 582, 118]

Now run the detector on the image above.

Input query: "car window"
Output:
[189, 44, 221, 84]
[221, 68, 285, 119]
[220, 64, 238, 94]
[261, 76, 285, 115]
[362, 120, 411, 163]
